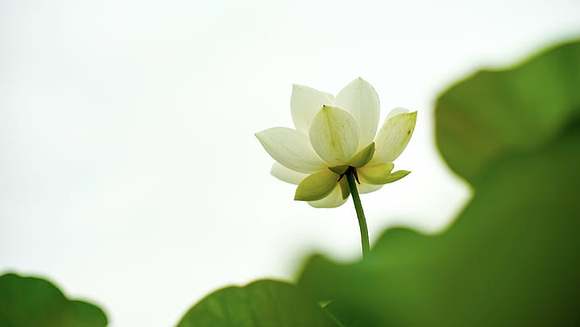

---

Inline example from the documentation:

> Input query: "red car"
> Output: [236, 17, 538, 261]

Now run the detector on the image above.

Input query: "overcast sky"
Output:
[1, 0, 579, 326]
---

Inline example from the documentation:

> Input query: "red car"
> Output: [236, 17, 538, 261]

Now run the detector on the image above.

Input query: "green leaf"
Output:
[176, 279, 339, 327]
[299, 119, 580, 327]
[322, 302, 364, 327]
[297, 40, 580, 327]
[435, 39, 580, 185]
[0, 273, 108, 327]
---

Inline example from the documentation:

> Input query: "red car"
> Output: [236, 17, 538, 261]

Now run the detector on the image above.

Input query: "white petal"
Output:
[255, 127, 326, 173]
[358, 183, 383, 194]
[308, 184, 348, 208]
[386, 107, 409, 119]
[334, 78, 380, 147]
[270, 163, 307, 185]
[291, 84, 334, 134]
[309, 106, 360, 165]
[374, 111, 417, 163]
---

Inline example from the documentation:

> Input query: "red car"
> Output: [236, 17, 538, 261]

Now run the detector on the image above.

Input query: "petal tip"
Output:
[254, 130, 265, 141]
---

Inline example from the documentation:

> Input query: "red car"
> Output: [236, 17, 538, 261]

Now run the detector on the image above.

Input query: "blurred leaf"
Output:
[0, 273, 108, 327]
[299, 128, 580, 326]
[64, 300, 109, 327]
[297, 40, 580, 327]
[177, 279, 340, 327]
[322, 301, 364, 327]
[436, 39, 580, 185]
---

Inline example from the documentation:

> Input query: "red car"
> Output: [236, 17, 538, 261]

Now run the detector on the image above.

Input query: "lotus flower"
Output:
[256, 78, 416, 208]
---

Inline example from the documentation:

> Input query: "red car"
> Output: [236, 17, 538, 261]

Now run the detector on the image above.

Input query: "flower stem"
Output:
[345, 168, 370, 258]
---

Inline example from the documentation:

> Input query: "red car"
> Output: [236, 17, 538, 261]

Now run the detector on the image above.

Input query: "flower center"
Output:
[338, 166, 360, 184]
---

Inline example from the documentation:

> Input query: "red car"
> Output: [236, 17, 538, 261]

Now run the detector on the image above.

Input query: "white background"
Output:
[1, 0, 579, 326]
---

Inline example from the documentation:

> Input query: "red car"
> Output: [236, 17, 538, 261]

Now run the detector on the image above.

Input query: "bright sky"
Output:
[1, 0, 579, 326]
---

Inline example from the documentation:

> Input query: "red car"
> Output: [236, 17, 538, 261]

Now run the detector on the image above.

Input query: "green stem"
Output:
[345, 168, 370, 258]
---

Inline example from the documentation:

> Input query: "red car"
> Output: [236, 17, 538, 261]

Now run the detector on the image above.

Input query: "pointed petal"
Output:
[357, 162, 395, 185]
[256, 127, 326, 173]
[358, 183, 383, 194]
[374, 111, 417, 163]
[347, 142, 375, 168]
[309, 106, 360, 164]
[308, 184, 348, 208]
[294, 170, 338, 201]
[384, 170, 411, 183]
[328, 165, 349, 175]
[334, 78, 380, 147]
[291, 84, 334, 134]
[271, 163, 307, 185]
[339, 178, 350, 199]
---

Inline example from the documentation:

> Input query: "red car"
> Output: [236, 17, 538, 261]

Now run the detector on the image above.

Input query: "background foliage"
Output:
[297, 39, 580, 327]
[0, 273, 107, 327]
[2, 40, 578, 326]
